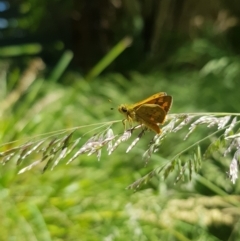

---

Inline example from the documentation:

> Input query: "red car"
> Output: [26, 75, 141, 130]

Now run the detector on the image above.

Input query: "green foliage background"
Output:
[0, 0, 240, 240]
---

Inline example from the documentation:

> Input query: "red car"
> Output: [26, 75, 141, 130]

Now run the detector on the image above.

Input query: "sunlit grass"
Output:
[1, 52, 240, 240]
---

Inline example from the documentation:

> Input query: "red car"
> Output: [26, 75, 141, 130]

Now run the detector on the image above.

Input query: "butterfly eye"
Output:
[121, 107, 128, 113]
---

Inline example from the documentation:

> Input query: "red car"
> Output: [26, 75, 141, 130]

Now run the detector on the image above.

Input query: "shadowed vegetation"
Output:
[0, 0, 240, 240]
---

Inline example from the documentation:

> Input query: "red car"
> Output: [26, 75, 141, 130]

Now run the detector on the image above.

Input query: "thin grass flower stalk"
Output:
[1, 112, 240, 189]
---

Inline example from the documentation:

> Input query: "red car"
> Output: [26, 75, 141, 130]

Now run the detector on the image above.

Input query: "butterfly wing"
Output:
[135, 104, 167, 133]
[158, 95, 172, 113]
[136, 104, 166, 123]
[131, 92, 166, 107]
[132, 93, 172, 113]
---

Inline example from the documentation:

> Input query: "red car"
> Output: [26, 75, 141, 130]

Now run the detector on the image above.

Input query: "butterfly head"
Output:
[118, 104, 128, 115]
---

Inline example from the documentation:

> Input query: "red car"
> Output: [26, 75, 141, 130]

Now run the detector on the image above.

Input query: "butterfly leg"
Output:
[122, 117, 134, 132]
[122, 119, 128, 131]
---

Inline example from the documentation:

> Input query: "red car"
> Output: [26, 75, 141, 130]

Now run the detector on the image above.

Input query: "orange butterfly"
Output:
[118, 92, 172, 134]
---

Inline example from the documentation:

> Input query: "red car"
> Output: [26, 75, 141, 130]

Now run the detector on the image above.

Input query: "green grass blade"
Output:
[86, 36, 132, 81]
[48, 50, 73, 82]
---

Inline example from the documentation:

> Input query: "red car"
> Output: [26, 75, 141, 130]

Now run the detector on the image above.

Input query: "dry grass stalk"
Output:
[1, 113, 240, 189]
